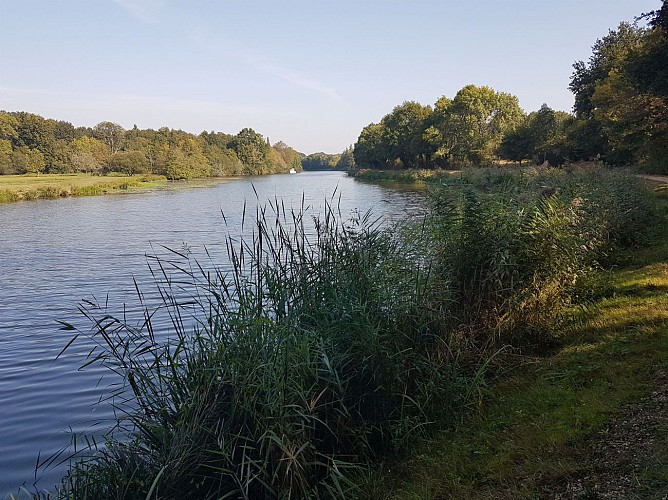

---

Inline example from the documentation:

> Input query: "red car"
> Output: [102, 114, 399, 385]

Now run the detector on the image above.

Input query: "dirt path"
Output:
[638, 174, 668, 184]
[553, 372, 668, 499]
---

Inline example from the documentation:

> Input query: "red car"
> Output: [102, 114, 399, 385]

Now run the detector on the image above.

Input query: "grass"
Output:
[350, 168, 461, 184]
[40, 167, 664, 499]
[362, 185, 668, 499]
[0, 173, 167, 203]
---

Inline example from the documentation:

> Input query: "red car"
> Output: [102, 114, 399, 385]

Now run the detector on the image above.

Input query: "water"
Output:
[0, 171, 425, 496]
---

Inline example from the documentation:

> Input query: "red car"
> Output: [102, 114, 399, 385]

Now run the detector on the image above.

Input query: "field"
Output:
[0, 174, 167, 203]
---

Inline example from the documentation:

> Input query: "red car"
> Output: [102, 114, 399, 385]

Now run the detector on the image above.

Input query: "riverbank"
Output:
[349, 167, 462, 183]
[0, 174, 167, 203]
[363, 183, 668, 498]
[46, 166, 665, 499]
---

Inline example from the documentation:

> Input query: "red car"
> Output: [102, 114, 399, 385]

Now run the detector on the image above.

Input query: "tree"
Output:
[499, 123, 534, 165]
[0, 111, 19, 141]
[11, 112, 56, 151]
[569, 22, 646, 117]
[46, 140, 75, 173]
[273, 141, 303, 172]
[106, 151, 151, 175]
[93, 121, 126, 154]
[380, 101, 432, 168]
[568, 11, 668, 170]
[337, 146, 355, 169]
[0, 140, 13, 174]
[230, 128, 269, 174]
[428, 96, 455, 167]
[444, 85, 524, 166]
[204, 145, 244, 176]
[11, 147, 46, 174]
[353, 123, 390, 168]
[71, 136, 109, 174]
[301, 152, 341, 171]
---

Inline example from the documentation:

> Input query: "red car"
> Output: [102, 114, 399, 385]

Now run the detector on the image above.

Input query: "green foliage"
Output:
[230, 127, 270, 174]
[0, 113, 303, 179]
[381, 101, 433, 168]
[353, 123, 390, 168]
[301, 152, 341, 170]
[500, 104, 571, 166]
[443, 85, 525, 167]
[0, 111, 19, 140]
[424, 167, 654, 343]
[204, 143, 244, 176]
[93, 121, 126, 154]
[106, 150, 151, 175]
[567, 8, 668, 170]
[273, 140, 303, 172]
[337, 146, 355, 170]
[56, 202, 457, 499]
[370, 199, 668, 498]
[352, 85, 525, 170]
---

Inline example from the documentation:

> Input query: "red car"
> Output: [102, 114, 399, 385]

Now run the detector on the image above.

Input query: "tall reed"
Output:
[55, 199, 456, 499]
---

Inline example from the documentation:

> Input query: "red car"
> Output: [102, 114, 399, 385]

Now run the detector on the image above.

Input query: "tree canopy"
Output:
[0, 112, 303, 178]
[353, 85, 525, 169]
[352, 2, 668, 173]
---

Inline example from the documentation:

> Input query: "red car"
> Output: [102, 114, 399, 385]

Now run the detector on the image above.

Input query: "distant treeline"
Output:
[353, 3, 668, 173]
[0, 113, 304, 179]
[300, 148, 354, 171]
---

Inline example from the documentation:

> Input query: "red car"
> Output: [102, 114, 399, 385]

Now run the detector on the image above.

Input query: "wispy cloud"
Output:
[259, 62, 344, 103]
[110, 0, 162, 23]
[189, 32, 344, 103]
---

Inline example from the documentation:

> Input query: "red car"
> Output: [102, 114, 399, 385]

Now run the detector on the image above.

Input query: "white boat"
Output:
[289, 167, 297, 174]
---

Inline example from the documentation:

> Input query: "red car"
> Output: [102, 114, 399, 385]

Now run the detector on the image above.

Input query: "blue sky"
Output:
[0, 0, 659, 154]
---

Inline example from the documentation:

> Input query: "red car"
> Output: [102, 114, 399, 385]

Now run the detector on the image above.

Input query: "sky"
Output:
[0, 0, 660, 154]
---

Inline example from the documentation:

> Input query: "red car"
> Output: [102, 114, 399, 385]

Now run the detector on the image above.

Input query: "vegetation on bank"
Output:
[366, 180, 668, 499]
[349, 168, 462, 184]
[352, 3, 668, 173]
[46, 166, 660, 499]
[0, 174, 167, 203]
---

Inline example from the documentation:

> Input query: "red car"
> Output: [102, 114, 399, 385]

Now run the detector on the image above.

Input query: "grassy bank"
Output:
[47, 167, 664, 499]
[364, 182, 668, 498]
[0, 174, 167, 203]
[349, 168, 462, 184]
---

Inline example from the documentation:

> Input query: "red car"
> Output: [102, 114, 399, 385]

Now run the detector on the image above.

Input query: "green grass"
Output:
[350, 168, 461, 184]
[362, 188, 668, 499]
[0, 173, 167, 202]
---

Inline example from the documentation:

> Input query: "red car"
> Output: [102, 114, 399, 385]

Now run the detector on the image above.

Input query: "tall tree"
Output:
[230, 128, 269, 174]
[93, 121, 126, 154]
[353, 123, 390, 168]
[380, 101, 432, 168]
[444, 85, 524, 166]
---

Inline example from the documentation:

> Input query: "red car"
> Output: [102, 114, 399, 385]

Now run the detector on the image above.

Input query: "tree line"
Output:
[0, 113, 304, 179]
[353, 1, 668, 173]
[300, 147, 354, 171]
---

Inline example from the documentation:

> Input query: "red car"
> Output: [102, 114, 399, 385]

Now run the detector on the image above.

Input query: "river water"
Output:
[0, 171, 425, 496]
